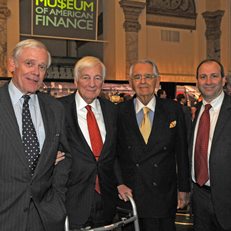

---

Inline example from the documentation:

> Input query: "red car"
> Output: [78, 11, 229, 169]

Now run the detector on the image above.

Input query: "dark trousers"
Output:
[192, 183, 231, 231]
[122, 216, 176, 231]
[70, 191, 111, 231]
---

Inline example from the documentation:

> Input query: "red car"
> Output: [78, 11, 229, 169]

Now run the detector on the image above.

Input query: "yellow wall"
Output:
[6, 0, 19, 76]
[5, 0, 230, 82]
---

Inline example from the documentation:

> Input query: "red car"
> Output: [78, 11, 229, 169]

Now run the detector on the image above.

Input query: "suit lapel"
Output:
[67, 94, 94, 158]
[147, 99, 167, 146]
[212, 95, 231, 144]
[32, 93, 53, 176]
[189, 103, 202, 159]
[98, 98, 114, 159]
[124, 99, 145, 144]
[0, 84, 28, 168]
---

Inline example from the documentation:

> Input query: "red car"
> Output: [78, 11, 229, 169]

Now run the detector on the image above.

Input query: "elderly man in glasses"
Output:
[117, 59, 190, 231]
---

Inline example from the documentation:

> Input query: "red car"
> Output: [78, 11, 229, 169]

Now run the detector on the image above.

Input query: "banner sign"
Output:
[21, 0, 98, 41]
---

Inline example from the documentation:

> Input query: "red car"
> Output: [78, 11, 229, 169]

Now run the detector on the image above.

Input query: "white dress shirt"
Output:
[8, 80, 45, 151]
[192, 91, 224, 186]
[134, 96, 156, 126]
[75, 91, 106, 150]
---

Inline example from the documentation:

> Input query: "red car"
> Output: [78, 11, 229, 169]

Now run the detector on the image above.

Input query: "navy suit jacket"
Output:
[0, 83, 71, 231]
[117, 96, 190, 218]
[189, 94, 231, 230]
[59, 93, 118, 229]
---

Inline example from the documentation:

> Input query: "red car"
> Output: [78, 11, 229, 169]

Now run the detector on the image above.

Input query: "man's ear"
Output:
[74, 79, 78, 88]
[8, 57, 16, 73]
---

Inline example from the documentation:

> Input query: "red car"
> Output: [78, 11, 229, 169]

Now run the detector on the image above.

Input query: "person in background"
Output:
[0, 39, 71, 231]
[59, 56, 118, 231]
[224, 73, 231, 95]
[117, 59, 190, 231]
[190, 59, 231, 231]
[157, 89, 167, 99]
[176, 93, 193, 142]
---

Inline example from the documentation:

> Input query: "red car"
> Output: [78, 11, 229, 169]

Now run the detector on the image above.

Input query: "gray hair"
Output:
[74, 56, 106, 82]
[11, 39, 51, 68]
[129, 59, 159, 77]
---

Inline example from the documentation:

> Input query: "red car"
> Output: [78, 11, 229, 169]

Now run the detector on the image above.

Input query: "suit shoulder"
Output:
[38, 92, 64, 110]
[100, 97, 115, 107]
[159, 98, 180, 109]
[117, 99, 132, 110]
[58, 93, 75, 104]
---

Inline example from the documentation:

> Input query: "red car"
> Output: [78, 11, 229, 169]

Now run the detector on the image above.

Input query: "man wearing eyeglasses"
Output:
[59, 56, 118, 231]
[117, 59, 190, 231]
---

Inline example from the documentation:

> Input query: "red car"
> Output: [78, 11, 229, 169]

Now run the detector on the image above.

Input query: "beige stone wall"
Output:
[2, 0, 230, 82]
[0, 0, 10, 76]
[5, 0, 19, 77]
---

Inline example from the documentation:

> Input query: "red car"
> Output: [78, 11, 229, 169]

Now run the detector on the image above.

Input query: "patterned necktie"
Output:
[86, 105, 103, 193]
[194, 104, 212, 186]
[139, 107, 151, 144]
[22, 95, 40, 176]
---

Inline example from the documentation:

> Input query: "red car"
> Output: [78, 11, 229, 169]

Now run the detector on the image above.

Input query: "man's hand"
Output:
[55, 151, 65, 165]
[177, 191, 190, 209]
[117, 184, 133, 201]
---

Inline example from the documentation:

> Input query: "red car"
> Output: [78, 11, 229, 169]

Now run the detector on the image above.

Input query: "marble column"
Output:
[119, 0, 145, 77]
[0, 3, 10, 77]
[202, 10, 224, 61]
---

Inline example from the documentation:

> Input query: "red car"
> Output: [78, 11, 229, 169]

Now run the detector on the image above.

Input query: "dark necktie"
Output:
[86, 105, 103, 193]
[194, 104, 212, 186]
[22, 95, 40, 176]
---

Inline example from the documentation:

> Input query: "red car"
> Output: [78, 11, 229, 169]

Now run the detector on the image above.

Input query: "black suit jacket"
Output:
[117, 97, 190, 218]
[0, 83, 71, 231]
[190, 94, 231, 230]
[59, 93, 118, 229]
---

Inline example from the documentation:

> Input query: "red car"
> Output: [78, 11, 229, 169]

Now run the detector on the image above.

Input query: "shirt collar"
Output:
[202, 91, 224, 111]
[8, 80, 37, 105]
[135, 96, 156, 114]
[75, 91, 99, 112]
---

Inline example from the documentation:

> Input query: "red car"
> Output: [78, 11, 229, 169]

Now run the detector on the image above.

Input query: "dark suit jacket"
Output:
[0, 83, 71, 231]
[116, 97, 190, 218]
[189, 94, 231, 230]
[59, 93, 118, 229]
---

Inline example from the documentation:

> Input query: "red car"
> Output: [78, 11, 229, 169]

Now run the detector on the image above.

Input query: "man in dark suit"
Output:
[0, 39, 71, 231]
[190, 59, 231, 231]
[59, 56, 118, 230]
[117, 59, 190, 231]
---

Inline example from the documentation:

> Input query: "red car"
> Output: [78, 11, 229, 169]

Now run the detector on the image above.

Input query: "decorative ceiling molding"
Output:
[146, 0, 197, 30]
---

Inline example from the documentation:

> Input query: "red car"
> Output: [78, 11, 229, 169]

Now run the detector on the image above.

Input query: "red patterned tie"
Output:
[194, 104, 212, 186]
[86, 105, 103, 193]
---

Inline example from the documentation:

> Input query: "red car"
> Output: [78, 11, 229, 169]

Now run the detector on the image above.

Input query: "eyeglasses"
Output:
[131, 73, 157, 81]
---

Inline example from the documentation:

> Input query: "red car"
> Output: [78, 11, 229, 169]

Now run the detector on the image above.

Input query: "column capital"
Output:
[0, 5, 11, 19]
[202, 10, 224, 40]
[119, 0, 146, 32]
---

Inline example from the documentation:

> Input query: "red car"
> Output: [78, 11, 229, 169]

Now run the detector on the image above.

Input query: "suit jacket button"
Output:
[153, 182, 157, 186]
[163, 146, 167, 150]
[136, 163, 139, 167]
[153, 163, 158, 168]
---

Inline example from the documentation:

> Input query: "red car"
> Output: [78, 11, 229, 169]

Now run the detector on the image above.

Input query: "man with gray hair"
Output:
[0, 39, 71, 231]
[59, 56, 118, 230]
[117, 59, 190, 231]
